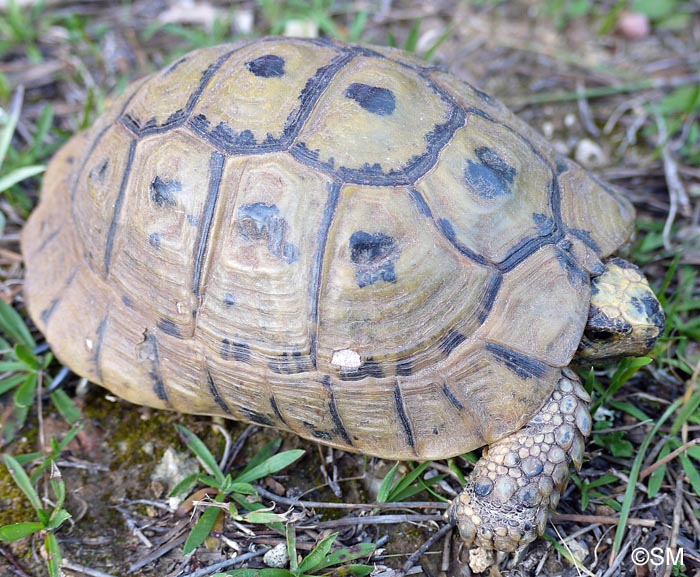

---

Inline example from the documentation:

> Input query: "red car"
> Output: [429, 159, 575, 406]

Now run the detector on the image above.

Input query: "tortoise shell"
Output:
[22, 37, 634, 460]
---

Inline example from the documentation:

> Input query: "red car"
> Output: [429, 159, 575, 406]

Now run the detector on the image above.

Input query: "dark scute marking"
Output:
[105, 139, 137, 274]
[221, 339, 251, 363]
[609, 257, 638, 271]
[349, 231, 398, 288]
[238, 203, 300, 264]
[207, 370, 232, 415]
[223, 293, 236, 307]
[246, 54, 286, 78]
[498, 233, 561, 273]
[569, 228, 601, 254]
[193, 152, 225, 297]
[485, 342, 548, 380]
[437, 218, 491, 266]
[270, 395, 289, 426]
[396, 357, 414, 376]
[241, 407, 276, 427]
[478, 273, 503, 324]
[394, 384, 416, 453]
[309, 183, 341, 365]
[555, 242, 588, 287]
[150, 176, 181, 208]
[473, 86, 497, 106]
[407, 188, 433, 218]
[149, 232, 161, 249]
[555, 157, 571, 175]
[157, 318, 182, 338]
[34, 225, 62, 255]
[464, 147, 517, 200]
[339, 358, 384, 381]
[122, 295, 135, 308]
[303, 421, 333, 441]
[291, 78, 466, 186]
[144, 331, 168, 402]
[40, 299, 60, 325]
[439, 330, 467, 357]
[345, 83, 396, 116]
[268, 352, 314, 374]
[164, 55, 189, 75]
[442, 382, 465, 410]
[187, 214, 199, 227]
[323, 377, 353, 446]
[40, 267, 78, 324]
[533, 213, 556, 236]
[89, 159, 109, 184]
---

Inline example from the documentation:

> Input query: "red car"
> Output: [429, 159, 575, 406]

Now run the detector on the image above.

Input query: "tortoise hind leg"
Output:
[449, 368, 592, 552]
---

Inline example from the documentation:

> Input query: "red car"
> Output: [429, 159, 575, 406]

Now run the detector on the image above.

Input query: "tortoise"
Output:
[21, 37, 665, 553]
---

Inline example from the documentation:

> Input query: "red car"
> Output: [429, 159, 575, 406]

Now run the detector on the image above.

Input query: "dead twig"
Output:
[299, 513, 444, 529]
[655, 111, 691, 251]
[638, 438, 700, 481]
[398, 521, 455, 577]
[255, 485, 449, 510]
[552, 513, 656, 528]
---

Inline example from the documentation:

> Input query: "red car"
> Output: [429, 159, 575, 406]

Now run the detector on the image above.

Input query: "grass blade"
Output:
[0, 299, 36, 348]
[235, 449, 304, 484]
[298, 532, 338, 574]
[183, 504, 222, 554]
[3, 454, 42, 511]
[0, 521, 44, 541]
[177, 424, 224, 484]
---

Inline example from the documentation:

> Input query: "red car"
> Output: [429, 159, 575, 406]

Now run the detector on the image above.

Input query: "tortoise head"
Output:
[577, 258, 665, 362]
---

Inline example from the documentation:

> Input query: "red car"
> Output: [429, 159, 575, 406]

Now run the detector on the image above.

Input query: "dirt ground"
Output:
[1, 1, 700, 576]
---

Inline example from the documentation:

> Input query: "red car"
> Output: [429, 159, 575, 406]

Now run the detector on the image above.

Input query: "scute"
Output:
[415, 114, 554, 264]
[22, 37, 637, 461]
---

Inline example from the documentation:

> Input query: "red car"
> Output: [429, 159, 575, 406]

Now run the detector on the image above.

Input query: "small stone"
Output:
[575, 138, 607, 169]
[284, 19, 318, 38]
[617, 11, 650, 40]
[264, 543, 289, 568]
[566, 539, 590, 565]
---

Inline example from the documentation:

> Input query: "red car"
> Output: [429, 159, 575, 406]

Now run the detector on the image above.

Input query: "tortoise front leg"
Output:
[449, 368, 592, 552]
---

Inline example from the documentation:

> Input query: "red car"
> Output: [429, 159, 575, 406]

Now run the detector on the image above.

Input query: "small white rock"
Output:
[284, 19, 318, 38]
[331, 349, 362, 369]
[264, 543, 289, 568]
[574, 138, 607, 169]
[152, 447, 200, 492]
[565, 538, 589, 564]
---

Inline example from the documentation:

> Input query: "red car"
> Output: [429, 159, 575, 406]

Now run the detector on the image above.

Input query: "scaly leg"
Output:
[449, 367, 592, 552]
